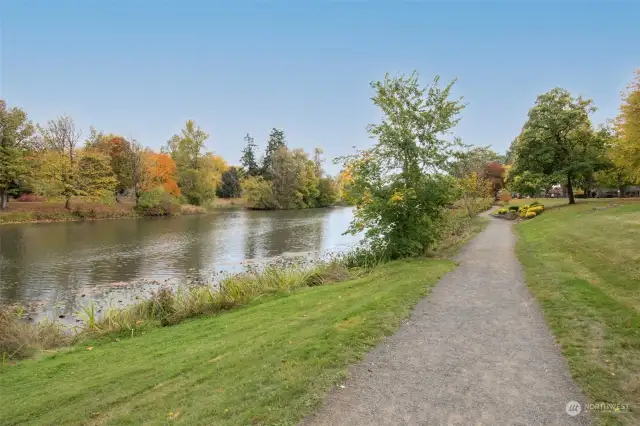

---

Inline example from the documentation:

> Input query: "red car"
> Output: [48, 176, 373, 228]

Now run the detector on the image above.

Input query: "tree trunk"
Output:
[0, 189, 8, 210]
[617, 174, 625, 198]
[567, 173, 575, 205]
[65, 195, 72, 210]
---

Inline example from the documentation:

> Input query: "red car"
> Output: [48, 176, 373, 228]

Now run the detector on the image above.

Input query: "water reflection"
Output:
[0, 207, 358, 316]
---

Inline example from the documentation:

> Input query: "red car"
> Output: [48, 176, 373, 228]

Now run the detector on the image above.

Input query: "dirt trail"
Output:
[303, 215, 590, 425]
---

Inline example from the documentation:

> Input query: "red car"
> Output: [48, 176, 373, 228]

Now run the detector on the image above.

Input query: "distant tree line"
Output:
[0, 104, 347, 213]
[239, 128, 343, 209]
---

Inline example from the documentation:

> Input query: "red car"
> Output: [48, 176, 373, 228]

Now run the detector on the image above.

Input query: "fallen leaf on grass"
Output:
[87, 347, 94, 351]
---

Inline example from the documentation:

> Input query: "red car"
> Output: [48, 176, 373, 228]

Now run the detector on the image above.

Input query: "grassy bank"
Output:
[0, 199, 207, 225]
[516, 202, 640, 425]
[0, 259, 454, 425]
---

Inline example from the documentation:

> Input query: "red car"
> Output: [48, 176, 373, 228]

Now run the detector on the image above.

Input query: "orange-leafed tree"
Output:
[143, 152, 181, 196]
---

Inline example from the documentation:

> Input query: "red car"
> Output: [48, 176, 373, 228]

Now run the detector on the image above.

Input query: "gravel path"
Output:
[303, 215, 590, 425]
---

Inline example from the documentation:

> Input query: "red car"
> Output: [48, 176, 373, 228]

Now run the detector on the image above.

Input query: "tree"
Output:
[343, 71, 464, 258]
[512, 88, 604, 204]
[615, 69, 640, 179]
[76, 151, 118, 202]
[595, 123, 638, 197]
[485, 161, 506, 195]
[38, 115, 82, 209]
[240, 133, 260, 176]
[243, 175, 276, 209]
[165, 120, 212, 205]
[271, 147, 303, 209]
[313, 147, 324, 178]
[85, 129, 132, 198]
[0, 100, 36, 209]
[261, 128, 286, 179]
[143, 152, 180, 196]
[217, 167, 242, 198]
[316, 177, 338, 207]
[458, 172, 493, 217]
[199, 153, 228, 200]
[125, 138, 147, 206]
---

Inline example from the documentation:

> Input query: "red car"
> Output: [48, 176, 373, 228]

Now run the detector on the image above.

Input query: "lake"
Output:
[0, 207, 359, 320]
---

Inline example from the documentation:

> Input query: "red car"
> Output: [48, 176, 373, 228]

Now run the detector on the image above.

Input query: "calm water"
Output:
[0, 207, 359, 319]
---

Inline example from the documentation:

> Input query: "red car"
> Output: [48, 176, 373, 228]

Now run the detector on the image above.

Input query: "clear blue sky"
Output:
[2, 1, 638, 174]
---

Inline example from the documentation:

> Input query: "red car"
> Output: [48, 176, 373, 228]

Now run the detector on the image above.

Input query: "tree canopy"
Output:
[510, 88, 605, 203]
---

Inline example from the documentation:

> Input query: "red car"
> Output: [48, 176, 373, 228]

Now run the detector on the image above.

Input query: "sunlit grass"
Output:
[516, 202, 640, 425]
[0, 258, 455, 425]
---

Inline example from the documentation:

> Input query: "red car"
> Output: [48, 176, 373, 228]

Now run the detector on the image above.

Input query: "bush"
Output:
[137, 187, 181, 216]
[508, 205, 520, 212]
[525, 211, 537, 219]
[529, 205, 544, 214]
[529, 201, 541, 207]
[497, 208, 508, 215]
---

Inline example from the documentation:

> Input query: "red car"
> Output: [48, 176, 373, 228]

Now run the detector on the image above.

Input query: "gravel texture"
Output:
[302, 215, 591, 425]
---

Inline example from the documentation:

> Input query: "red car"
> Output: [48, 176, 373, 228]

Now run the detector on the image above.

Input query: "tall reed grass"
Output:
[1, 259, 357, 362]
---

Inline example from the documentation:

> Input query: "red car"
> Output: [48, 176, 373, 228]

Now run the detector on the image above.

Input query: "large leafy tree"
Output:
[512, 88, 604, 204]
[614, 69, 640, 180]
[76, 151, 118, 202]
[343, 71, 464, 258]
[85, 128, 132, 198]
[0, 100, 36, 209]
[595, 122, 638, 197]
[240, 133, 260, 176]
[165, 120, 214, 205]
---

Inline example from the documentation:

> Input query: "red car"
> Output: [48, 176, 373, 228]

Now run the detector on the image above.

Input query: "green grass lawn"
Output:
[0, 259, 454, 426]
[516, 202, 640, 425]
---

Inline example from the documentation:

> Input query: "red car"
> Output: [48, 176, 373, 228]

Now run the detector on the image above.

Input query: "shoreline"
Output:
[0, 201, 351, 226]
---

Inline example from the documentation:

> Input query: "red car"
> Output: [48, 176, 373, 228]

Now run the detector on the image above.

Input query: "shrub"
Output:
[525, 211, 537, 219]
[137, 187, 181, 216]
[529, 205, 544, 214]
[529, 201, 541, 207]
[508, 205, 519, 212]
[520, 204, 530, 210]
[497, 208, 508, 215]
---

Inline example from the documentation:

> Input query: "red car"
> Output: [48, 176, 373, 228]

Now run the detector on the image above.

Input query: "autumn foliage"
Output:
[143, 152, 180, 196]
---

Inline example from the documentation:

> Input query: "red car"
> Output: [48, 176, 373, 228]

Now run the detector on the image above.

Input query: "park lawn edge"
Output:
[514, 203, 640, 426]
[0, 258, 456, 425]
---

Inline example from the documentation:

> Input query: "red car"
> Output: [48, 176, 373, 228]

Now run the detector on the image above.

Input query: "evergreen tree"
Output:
[261, 128, 286, 179]
[240, 133, 260, 176]
[217, 166, 242, 198]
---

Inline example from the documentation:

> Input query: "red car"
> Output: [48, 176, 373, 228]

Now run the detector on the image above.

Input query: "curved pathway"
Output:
[303, 214, 590, 425]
